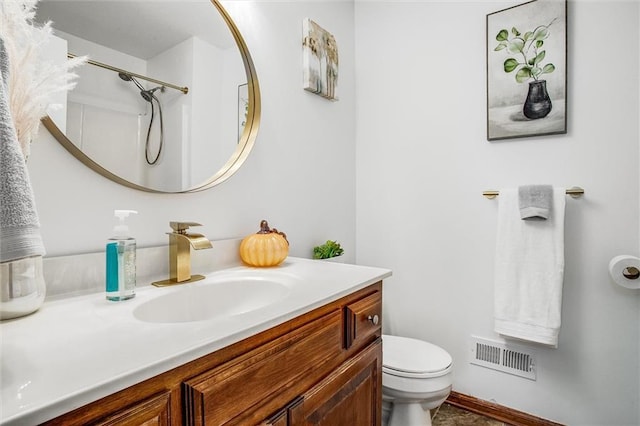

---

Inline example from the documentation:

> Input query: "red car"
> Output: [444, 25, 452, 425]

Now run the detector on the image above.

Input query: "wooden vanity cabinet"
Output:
[43, 282, 382, 426]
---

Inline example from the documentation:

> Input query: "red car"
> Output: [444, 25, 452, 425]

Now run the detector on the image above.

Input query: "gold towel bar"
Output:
[483, 186, 584, 199]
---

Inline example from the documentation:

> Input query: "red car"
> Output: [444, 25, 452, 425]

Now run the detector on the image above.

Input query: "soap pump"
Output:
[106, 210, 138, 301]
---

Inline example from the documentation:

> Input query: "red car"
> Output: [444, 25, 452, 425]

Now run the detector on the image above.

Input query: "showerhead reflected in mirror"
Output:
[36, 0, 260, 193]
[117, 72, 165, 165]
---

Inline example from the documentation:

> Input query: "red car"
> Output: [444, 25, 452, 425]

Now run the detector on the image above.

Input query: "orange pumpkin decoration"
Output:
[240, 220, 289, 267]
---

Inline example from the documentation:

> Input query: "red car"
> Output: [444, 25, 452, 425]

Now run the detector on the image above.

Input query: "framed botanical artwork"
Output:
[238, 83, 248, 142]
[486, 0, 567, 140]
[302, 18, 339, 101]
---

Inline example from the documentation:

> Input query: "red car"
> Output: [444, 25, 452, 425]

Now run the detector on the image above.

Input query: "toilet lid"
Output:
[382, 335, 452, 377]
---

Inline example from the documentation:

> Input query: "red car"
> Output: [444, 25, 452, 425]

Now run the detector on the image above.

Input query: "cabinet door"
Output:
[259, 397, 302, 426]
[288, 340, 382, 426]
[261, 409, 288, 426]
[92, 392, 171, 426]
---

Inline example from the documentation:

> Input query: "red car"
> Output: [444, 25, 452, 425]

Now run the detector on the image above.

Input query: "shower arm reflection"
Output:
[118, 72, 165, 165]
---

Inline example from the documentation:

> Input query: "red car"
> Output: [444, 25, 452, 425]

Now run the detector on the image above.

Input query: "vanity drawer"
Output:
[344, 289, 382, 350]
[183, 310, 343, 425]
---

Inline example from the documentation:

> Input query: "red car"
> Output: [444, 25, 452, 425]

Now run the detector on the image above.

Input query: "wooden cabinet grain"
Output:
[183, 310, 344, 425]
[93, 392, 172, 426]
[43, 282, 382, 426]
[288, 340, 382, 425]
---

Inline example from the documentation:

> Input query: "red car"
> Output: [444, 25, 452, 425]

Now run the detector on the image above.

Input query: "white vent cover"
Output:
[470, 336, 536, 380]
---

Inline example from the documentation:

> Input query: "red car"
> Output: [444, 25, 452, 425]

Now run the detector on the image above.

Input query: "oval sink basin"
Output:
[134, 277, 291, 323]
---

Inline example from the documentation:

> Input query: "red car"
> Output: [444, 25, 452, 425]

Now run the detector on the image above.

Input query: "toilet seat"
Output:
[382, 334, 453, 379]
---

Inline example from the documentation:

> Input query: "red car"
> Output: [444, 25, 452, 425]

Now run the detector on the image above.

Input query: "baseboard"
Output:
[446, 391, 564, 426]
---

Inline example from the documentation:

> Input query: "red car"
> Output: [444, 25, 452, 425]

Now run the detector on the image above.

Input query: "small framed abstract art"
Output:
[238, 83, 248, 142]
[302, 18, 339, 101]
[486, 0, 567, 140]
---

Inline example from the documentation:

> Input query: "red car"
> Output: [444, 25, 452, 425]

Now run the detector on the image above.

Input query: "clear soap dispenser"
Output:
[106, 210, 138, 301]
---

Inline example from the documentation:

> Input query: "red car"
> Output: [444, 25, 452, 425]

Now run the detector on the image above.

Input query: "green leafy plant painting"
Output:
[494, 19, 556, 84]
[486, 0, 566, 140]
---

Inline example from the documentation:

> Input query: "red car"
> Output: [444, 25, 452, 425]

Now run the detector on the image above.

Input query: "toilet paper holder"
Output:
[609, 255, 640, 289]
[623, 267, 640, 280]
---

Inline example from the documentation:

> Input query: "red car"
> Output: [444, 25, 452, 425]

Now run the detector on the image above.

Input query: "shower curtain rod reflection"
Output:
[67, 53, 189, 94]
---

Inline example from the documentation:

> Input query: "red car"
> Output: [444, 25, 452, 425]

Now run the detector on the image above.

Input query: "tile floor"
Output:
[432, 403, 506, 426]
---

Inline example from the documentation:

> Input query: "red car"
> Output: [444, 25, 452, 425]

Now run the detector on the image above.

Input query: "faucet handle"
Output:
[170, 221, 202, 233]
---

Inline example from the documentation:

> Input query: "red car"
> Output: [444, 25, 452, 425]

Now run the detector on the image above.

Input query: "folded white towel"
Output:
[518, 184, 553, 220]
[494, 188, 565, 347]
[0, 36, 46, 263]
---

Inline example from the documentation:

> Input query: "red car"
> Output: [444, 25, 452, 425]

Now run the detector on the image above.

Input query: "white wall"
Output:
[42, 36, 69, 132]
[355, 1, 639, 425]
[27, 1, 357, 262]
[145, 37, 195, 190]
[190, 37, 241, 187]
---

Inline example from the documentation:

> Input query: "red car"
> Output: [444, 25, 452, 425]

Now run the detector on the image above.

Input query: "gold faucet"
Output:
[152, 222, 213, 287]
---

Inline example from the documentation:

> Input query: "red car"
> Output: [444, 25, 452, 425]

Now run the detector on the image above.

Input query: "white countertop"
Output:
[0, 257, 391, 425]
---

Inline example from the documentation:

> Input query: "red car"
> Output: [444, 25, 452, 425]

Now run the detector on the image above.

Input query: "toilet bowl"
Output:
[382, 334, 453, 426]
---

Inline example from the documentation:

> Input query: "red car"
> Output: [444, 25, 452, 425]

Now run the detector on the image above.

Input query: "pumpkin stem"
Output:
[256, 220, 289, 245]
[258, 220, 271, 234]
[272, 228, 289, 245]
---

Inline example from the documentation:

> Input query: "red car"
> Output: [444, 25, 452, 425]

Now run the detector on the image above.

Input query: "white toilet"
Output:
[382, 334, 453, 426]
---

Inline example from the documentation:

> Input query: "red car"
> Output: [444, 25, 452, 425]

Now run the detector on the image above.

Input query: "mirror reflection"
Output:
[35, 0, 259, 192]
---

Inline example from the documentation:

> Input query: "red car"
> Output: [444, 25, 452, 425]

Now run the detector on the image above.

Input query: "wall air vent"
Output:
[470, 336, 536, 380]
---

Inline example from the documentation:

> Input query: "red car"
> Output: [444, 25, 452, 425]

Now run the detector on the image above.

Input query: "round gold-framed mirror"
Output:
[37, 0, 260, 193]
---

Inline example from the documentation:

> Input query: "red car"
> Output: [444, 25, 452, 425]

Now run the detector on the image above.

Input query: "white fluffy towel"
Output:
[0, 36, 46, 263]
[494, 188, 565, 347]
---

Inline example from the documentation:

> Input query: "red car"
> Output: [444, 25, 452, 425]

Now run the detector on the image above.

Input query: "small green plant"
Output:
[313, 240, 344, 259]
[494, 19, 557, 83]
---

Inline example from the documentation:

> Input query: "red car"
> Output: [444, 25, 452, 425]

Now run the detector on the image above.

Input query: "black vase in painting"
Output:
[523, 80, 552, 119]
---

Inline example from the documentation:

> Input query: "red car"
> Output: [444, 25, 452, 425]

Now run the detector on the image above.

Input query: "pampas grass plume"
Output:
[0, 0, 85, 159]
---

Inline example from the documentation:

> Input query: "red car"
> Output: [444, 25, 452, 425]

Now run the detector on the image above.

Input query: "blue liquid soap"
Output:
[106, 210, 137, 301]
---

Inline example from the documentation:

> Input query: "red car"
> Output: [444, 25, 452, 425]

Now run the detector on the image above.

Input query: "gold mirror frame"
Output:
[42, 0, 260, 193]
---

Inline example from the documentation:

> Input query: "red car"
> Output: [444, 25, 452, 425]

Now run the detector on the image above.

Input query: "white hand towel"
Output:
[0, 36, 46, 262]
[494, 188, 565, 347]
